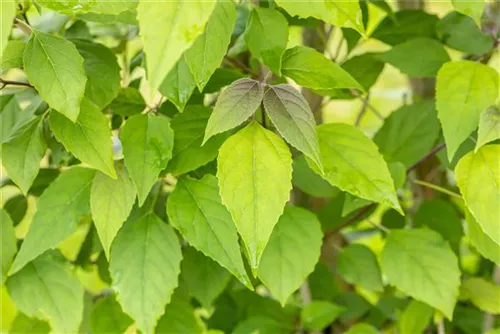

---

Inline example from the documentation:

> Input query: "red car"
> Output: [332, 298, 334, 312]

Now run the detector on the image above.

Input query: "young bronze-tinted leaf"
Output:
[9, 167, 95, 275]
[381, 229, 460, 319]
[217, 122, 292, 271]
[456, 145, 500, 246]
[0, 209, 16, 283]
[398, 300, 434, 334]
[120, 114, 174, 205]
[23, 30, 87, 122]
[50, 99, 116, 178]
[90, 295, 133, 334]
[301, 301, 345, 331]
[110, 213, 182, 334]
[264, 84, 322, 171]
[378, 38, 450, 77]
[1, 116, 46, 194]
[90, 163, 136, 257]
[258, 206, 323, 305]
[106, 87, 146, 117]
[245, 8, 288, 76]
[184, 1, 236, 91]
[159, 55, 196, 113]
[281, 46, 363, 92]
[337, 244, 383, 292]
[167, 106, 229, 175]
[436, 61, 499, 160]
[7, 251, 84, 333]
[0, 1, 17, 59]
[311, 123, 401, 212]
[203, 78, 264, 143]
[167, 175, 251, 287]
[0, 40, 25, 72]
[374, 100, 440, 167]
[476, 105, 500, 151]
[466, 210, 500, 266]
[137, 0, 216, 92]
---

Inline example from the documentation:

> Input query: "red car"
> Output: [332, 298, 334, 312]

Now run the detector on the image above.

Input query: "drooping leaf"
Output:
[460, 278, 500, 314]
[245, 7, 288, 75]
[451, 0, 484, 26]
[110, 213, 182, 334]
[398, 300, 434, 334]
[184, 0, 237, 91]
[455, 145, 500, 245]
[6, 251, 84, 333]
[476, 105, 500, 151]
[203, 78, 264, 143]
[9, 167, 95, 275]
[159, 55, 197, 113]
[217, 121, 292, 271]
[0, 209, 16, 283]
[380, 229, 460, 319]
[0, 1, 16, 58]
[137, 0, 216, 92]
[50, 99, 116, 178]
[301, 301, 345, 331]
[337, 244, 383, 292]
[106, 87, 146, 117]
[0, 40, 25, 72]
[1, 116, 46, 194]
[120, 114, 174, 205]
[466, 210, 500, 266]
[90, 295, 133, 334]
[23, 29, 87, 122]
[167, 175, 251, 287]
[90, 162, 136, 256]
[436, 60, 499, 160]
[258, 206, 322, 305]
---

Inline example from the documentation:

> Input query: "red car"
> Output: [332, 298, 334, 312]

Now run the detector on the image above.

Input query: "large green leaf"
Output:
[90, 295, 132, 334]
[460, 278, 500, 314]
[137, 0, 215, 92]
[9, 167, 95, 275]
[466, 210, 500, 266]
[6, 251, 84, 333]
[456, 145, 500, 245]
[167, 175, 251, 287]
[374, 100, 440, 168]
[217, 121, 292, 271]
[281, 46, 363, 92]
[90, 163, 136, 256]
[451, 0, 484, 26]
[50, 99, 116, 178]
[23, 30, 87, 122]
[436, 60, 499, 160]
[341, 53, 385, 92]
[311, 123, 401, 212]
[258, 206, 322, 305]
[110, 213, 182, 334]
[184, 0, 236, 91]
[203, 78, 264, 143]
[263, 84, 322, 171]
[0, 1, 17, 60]
[380, 229, 460, 319]
[159, 55, 196, 113]
[120, 114, 174, 205]
[337, 244, 383, 292]
[0, 209, 16, 283]
[476, 105, 500, 151]
[398, 300, 434, 334]
[1, 116, 46, 194]
[245, 7, 288, 75]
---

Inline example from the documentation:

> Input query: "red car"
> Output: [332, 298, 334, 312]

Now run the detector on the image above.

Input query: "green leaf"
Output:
[476, 105, 500, 151]
[380, 229, 460, 319]
[345, 323, 379, 334]
[245, 8, 288, 75]
[466, 210, 500, 266]
[281, 46, 363, 92]
[110, 213, 182, 334]
[378, 38, 450, 77]
[341, 53, 385, 92]
[233, 316, 293, 334]
[120, 114, 174, 205]
[6, 251, 84, 333]
[337, 244, 383, 292]
[203, 78, 264, 144]
[258, 206, 323, 305]
[180, 246, 231, 308]
[155, 296, 203, 334]
[10, 313, 50, 334]
[159, 55, 196, 113]
[0, 1, 16, 57]
[301, 301, 345, 331]
[455, 145, 500, 245]
[167, 105, 230, 175]
[50, 99, 116, 178]
[1, 40, 26, 72]
[292, 155, 336, 198]
[90, 295, 132, 334]
[436, 60, 499, 160]
[9, 167, 95, 275]
[217, 121, 292, 271]
[460, 278, 500, 314]
[23, 30, 87, 122]
[0, 209, 16, 283]
[72, 39, 121, 108]
[1, 116, 46, 194]
[167, 175, 251, 287]
[106, 87, 146, 117]
[184, 0, 236, 91]
[374, 100, 440, 168]
[398, 300, 434, 334]
[137, 0, 216, 92]
[311, 123, 401, 212]
[263, 84, 322, 172]
[90, 162, 136, 257]
[451, 0, 484, 26]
